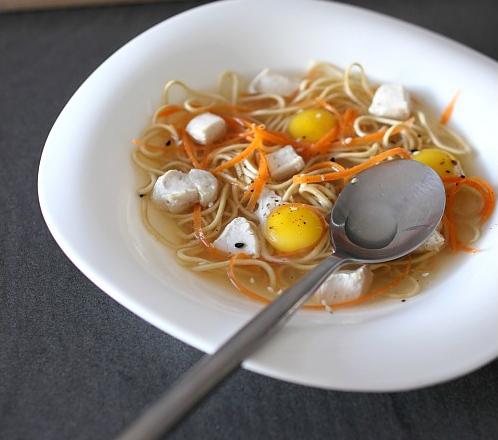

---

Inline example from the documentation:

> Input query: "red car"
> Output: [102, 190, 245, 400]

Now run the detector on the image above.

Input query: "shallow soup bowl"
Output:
[38, 0, 498, 391]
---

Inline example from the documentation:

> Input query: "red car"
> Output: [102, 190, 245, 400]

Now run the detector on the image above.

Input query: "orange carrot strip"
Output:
[341, 108, 358, 137]
[231, 116, 256, 129]
[227, 254, 271, 303]
[254, 126, 308, 149]
[441, 214, 451, 244]
[441, 175, 464, 185]
[192, 204, 227, 259]
[303, 109, 375, 157]
[462, 177, 496, 223]
[440, 91, 460, 125]
[182, 130, 203, 169]
[442, 175, 496, 223]
[211, 135, 262, 174]
[192, 203, 213, 249]
[247, 150, 269, 211]
[444, 187, 459, 251]
[293, 147, 411, 184]
[156, 105, 183, 118]
[207, 109, 254, 132]
[304, 125, 340, 157]
[199, 133, 251, 168]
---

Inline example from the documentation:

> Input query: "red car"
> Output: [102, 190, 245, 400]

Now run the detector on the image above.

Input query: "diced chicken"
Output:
[152, 169, 219, 213]
[415, 230, 445, 254]
[248, 68, 300, 96]
[256, 188, 283, 225]
[186, 112, 226, 145]
[188, 169, 219, 207]
[267, 145, 305, 181]
[213, 217, 260, 257]
[368, 84, 411, 120]
[152, 170, 199, 213]
[313, 265, 373, 305]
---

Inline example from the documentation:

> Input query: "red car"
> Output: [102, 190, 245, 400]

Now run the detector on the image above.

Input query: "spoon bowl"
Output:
[331, 159, 446, 261]
[118, 159, 446, 440]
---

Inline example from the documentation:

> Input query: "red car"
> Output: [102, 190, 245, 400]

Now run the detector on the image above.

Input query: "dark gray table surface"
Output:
[1, 1, 497, 439]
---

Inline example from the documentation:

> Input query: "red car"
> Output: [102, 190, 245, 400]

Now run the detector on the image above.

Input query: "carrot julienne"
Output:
[211, 134, 263, 174]
[182, 130, 204, 169]
[199, 133, 251, 168]
[440, 91, 460, 125]
[341, 108, 358, 137]
[303, 125, 340, 158]
[442, 175, 496, 223]
[227, 254, 271, 304]
[156, 105, 183, 118]
[253, 126, 307, 149]
[293, 147, 411, 184]
[193, 204, 227, 258]
[441, 174, 495, 252]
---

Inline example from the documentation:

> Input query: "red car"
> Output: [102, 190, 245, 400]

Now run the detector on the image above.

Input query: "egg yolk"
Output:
[288, 108, 337, 142]
[412, 148, 462, 177]
[264, 204, 324, 253]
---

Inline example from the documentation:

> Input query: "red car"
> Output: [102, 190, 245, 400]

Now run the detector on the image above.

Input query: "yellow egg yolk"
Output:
[264, 204, 324, 254]
[288, 108, 337, 142]
[412, 148, 462, 178]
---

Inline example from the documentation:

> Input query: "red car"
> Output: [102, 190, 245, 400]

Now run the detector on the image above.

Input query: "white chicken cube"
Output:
[313, 265, 373, 305]
[213, 217, 260, 257]
[152, 170, 198, 213]
[187, 169, 219, 207]
[248, 68, 300, 96]
[256, 188, 283, 225]
[368, 84, 411, 120]
[415, 230, 445, 254]
[186, 112, 226, 145]
[267, 145, 305, 181]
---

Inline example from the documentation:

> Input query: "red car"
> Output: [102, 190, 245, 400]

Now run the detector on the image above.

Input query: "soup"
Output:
[132, 62, 495, 311]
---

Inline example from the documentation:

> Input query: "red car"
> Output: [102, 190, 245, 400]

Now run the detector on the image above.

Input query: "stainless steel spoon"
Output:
[118, 159, 445, 440]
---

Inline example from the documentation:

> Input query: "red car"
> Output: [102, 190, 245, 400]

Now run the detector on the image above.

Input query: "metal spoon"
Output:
[118, 159, 445, 440]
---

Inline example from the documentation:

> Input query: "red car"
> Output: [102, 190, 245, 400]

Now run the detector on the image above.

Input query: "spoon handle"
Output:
[117, 255, 347, 440]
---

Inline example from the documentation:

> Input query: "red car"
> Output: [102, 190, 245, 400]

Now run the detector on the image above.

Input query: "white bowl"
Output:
[38, 0, 498, 391]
